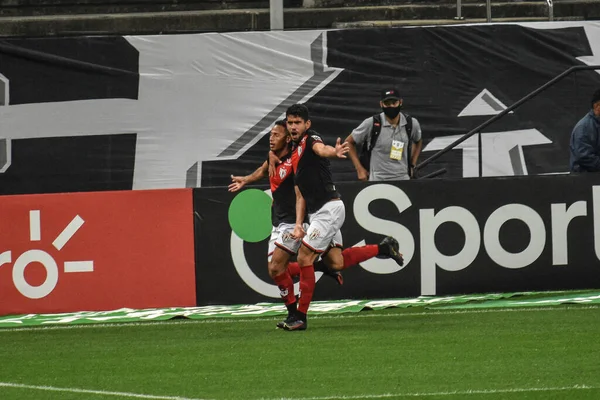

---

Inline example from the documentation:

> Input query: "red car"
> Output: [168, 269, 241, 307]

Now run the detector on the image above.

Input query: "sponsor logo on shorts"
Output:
[281, 232, 294, 241]
[309, 229, 320, 240]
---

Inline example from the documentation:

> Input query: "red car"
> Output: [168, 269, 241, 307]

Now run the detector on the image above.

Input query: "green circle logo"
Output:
[228, 189, 272, 242]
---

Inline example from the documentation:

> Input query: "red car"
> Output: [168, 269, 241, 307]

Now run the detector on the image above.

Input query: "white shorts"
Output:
[267, 223, 307, 261]
[303, 200, 345, 253]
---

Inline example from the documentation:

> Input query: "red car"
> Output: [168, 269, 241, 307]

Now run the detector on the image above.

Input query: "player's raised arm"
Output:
[228, 161, 268, 192]
[312, 138, 350, 159]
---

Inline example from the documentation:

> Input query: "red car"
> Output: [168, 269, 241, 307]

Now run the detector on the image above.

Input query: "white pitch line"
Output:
[52, 215, 84, 251]
[0, 382, 596, 400]
[0, 305, 598, 333]
[263, 384, 598, 399]
[0, 382, 212, 400]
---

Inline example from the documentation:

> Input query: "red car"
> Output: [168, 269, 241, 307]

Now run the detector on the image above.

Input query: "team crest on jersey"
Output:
[297, 146, 303, 156]
[279, 167, 287, 179]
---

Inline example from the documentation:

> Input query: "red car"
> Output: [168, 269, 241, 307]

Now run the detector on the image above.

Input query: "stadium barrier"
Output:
[0, 189, 196, 315]
[3, 173, 600, 315]
[194, 173, 600, 305]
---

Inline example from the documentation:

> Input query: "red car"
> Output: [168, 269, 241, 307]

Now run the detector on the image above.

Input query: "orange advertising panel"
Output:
[0, 189, 196, 316]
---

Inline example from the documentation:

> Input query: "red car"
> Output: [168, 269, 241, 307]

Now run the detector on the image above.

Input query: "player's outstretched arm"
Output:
[313, 138, 350, 159]
[228, 161, 268, 192]
[292, 185, 306, 240]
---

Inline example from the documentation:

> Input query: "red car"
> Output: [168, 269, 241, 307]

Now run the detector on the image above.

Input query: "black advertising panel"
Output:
[194, 174, 600, 305]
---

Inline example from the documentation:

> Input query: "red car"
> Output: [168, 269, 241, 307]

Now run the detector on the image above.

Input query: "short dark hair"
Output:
[286, 104, 310, 122]
[274, 119, 287, 128]
[592, 89, 600, 108]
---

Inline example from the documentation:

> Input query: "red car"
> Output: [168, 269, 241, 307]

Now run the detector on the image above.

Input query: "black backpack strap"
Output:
[367, 113, 382, 151]
[404, 113, 414, 172]
[358, 113, 382, 170]
[404, 113, 413, 141]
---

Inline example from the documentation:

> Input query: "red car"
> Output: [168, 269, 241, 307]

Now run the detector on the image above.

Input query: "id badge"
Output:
[390, 140, 404, 161]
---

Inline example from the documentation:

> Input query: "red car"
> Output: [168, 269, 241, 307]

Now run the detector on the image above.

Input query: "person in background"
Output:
[570, 89, 600, 173]
[346, 87, 423, 181]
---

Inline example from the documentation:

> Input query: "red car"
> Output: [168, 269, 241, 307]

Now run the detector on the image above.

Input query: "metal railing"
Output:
[456, 0, 554, 22]
[414, 65, 600, 178]
[272, 0, 556, 30]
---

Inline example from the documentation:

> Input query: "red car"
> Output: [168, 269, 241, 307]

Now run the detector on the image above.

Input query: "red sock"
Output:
[272, 270, 295, 306]
[341, 245, 379, 270]
[297, 265, 315, 314]
[287, 262, 301, 278]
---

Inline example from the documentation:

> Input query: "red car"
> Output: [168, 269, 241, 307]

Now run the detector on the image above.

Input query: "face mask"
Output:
[382, 105, 401, 119]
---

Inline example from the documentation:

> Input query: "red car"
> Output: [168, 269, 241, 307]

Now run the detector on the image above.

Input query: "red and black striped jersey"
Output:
[268, 153, 296, 226]
[291, 130, 341, 214]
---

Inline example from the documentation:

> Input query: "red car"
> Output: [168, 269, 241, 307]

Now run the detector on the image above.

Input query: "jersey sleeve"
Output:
[308, 133, 324, 148]
[308, 133, 323, 146]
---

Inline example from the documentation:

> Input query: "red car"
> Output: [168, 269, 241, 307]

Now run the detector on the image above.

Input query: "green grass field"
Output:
[1, 304, 599, 400]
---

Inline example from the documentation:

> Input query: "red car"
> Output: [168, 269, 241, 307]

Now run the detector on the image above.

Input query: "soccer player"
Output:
[229, 119, 327, 325]
[230, 119, 403, 330]
[284, 104, 403, 331]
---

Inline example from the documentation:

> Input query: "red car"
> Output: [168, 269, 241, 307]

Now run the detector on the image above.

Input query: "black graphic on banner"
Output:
[193, 185, 420, 306]
[0, 36, 139, 194]
[194, 174, 600, 305]
[0, 134, 137, 195]
[0, 36, 139, 104]
[201, 25, 600, 185]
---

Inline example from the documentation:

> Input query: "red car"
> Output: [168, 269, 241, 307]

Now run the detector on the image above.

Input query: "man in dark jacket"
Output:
[570, 89, 600, 172]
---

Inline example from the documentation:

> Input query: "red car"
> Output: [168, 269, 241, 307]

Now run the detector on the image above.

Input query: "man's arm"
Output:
[572, 123, 600, 172]
[345, 117, 372, 179]
[292, 185, 306, 240]
[228, 161, 268, 192]
[409, 117, 424, 178]
[410, 140, 423, 177]
[345, 134, 369, 181]
[268, 151, 281, 178]
[312, 138, 349, 159]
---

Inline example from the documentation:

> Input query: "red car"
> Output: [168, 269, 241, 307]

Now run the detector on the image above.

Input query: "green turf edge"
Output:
[1, 289, 599, 329]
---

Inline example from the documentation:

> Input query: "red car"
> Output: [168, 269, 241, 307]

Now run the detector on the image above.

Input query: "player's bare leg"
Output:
[287, 253, 343, 285]
[319, 247, 344, 285]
